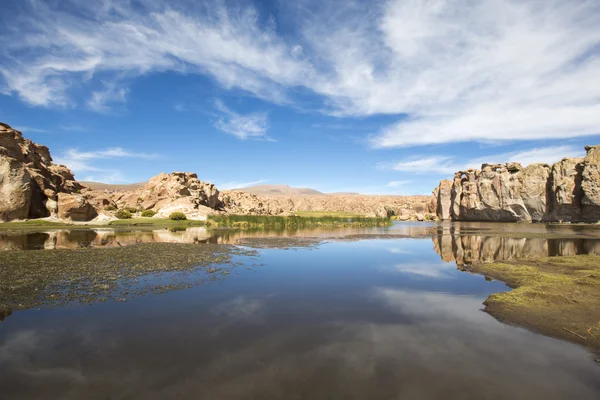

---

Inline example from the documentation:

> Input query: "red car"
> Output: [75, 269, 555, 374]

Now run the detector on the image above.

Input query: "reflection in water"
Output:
[433, 233, 600, 265]
[1, 226, 399, 250]
[1, 238, 599, 399]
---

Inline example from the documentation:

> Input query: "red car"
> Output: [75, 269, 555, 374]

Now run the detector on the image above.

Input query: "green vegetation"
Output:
[0, 243, 257, 312]
[461, 254, 600, 353]
[115, 209, 132, 219]
[208, 214, 391, 229]
[0, 219, 66, 228]
[108, 218, 204, 227]
[104, 204, 117, 211]
[141, 210, 157, 217]
[169, 212, 187, 221]
[294, 211, 366, 218]
[124, 206, 140, 214]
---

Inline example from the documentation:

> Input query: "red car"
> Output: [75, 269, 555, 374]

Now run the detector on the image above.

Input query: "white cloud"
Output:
[0, 0, 599, 146]
[87, 81, 128, 113]
[389, 145, 586, 175]
[213, 100, 270, 140]
[54, 147, 157, 183]
[61, 148, 157, 161]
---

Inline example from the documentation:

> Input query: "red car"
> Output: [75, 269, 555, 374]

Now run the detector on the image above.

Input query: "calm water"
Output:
[1, 222, 600, 399]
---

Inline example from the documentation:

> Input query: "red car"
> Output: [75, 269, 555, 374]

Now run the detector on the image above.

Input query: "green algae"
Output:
[460, 254, 600, 354]
[0, 243, 258, 314]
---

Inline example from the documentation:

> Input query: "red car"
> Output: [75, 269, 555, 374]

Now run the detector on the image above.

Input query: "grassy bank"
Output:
[294, 211, 366, 218]
[108, 218, 205, 227]
[207, 214, 391, 229]
[0, 243, 257, 313]
[460, 255, 600, 355]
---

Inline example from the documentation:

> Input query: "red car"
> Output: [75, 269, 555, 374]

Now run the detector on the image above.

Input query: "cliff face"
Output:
[0, 123, 93, 221]
[433, 145, 600, 222]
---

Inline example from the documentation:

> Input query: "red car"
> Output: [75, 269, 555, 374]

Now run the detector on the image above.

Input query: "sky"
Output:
[1, 0, 599, 195]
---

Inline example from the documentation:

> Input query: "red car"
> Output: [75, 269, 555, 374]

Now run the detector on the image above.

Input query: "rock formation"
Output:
[1, 122, 435, 222]
[0, 122, 91, 221]
[105, 172, 221, 215]
[433, 145, 600, 223]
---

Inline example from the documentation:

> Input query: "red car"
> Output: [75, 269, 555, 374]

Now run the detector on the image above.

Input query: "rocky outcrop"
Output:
[0, 123, 84, 221]
[434, 145, 600, 223]
[57, 193, 98, 221]
[107, 172, 221, 212]
[0, 122, 438, 222]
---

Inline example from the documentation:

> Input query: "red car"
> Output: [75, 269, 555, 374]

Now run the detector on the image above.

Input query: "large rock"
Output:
[434, 180, 453, 220]
[0, 123, 86, 221]
[433, 145, 600, 223]
[57, 193, 98, 221]
[152, 197, 215, 221]
[113, 172, 221, 212]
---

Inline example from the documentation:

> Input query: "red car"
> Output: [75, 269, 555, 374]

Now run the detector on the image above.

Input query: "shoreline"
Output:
[459, 255, 600, 358]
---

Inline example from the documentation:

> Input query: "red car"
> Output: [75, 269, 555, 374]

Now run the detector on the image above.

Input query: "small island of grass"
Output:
[460, 255, 600, 355]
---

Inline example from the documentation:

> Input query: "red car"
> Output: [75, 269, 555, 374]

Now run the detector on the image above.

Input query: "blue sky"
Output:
[1, 0, 599, 195]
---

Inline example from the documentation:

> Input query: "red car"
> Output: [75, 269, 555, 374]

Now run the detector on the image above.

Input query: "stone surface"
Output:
[0, 123, 85, 221]
[434, 145, 600, 222]
[434, 180, 453, 220]
[57, 193, 98, 222]
[152, 197, 215, 221]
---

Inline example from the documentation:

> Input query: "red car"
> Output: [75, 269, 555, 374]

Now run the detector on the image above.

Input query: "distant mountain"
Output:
[80, 181, 146, 191]
[233, 184, 325, 196]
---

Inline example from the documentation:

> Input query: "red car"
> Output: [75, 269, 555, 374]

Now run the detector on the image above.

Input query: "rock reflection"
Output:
[433, 233, 600, 265]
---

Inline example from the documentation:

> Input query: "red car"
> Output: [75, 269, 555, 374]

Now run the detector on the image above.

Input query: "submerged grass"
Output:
[461, 254, 600, 353]
[207, 214, 391, 229]
[0, 243, 258, 314]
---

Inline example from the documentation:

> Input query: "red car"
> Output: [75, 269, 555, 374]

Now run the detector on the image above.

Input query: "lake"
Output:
[1, 222, 600, 399]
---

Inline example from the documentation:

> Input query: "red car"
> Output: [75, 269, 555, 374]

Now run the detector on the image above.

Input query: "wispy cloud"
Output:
[0, 1, 599, 146]
[213, 100, 270, 140]
[54, 147, 158, 183]
[173, 103, 187, 112]
[61, 148, 157, 161]
[388, 145, 585, 175]
[13, 126, 49, 133]
[218, 179, 266, 190]
[58, 124, 87, 132]
[87, 81, 128, 113]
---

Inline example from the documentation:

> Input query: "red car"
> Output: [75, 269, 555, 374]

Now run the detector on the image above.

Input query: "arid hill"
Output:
[231, 184, 324, 196]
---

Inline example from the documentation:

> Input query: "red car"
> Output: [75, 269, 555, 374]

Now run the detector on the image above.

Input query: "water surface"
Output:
[1, 222, 600, 399]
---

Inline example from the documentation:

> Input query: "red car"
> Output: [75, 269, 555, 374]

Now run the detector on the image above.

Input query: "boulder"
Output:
[434, 180, 453, 220]
[57, 193, 98, 221]
[152, 197, 215, 220]
[0, 122, 88, 221]
[114, 172, 222, 212]
[0, 158, 32, 221]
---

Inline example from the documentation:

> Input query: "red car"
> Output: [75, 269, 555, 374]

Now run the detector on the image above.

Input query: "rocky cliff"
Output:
[432, 145, 600, 222]
[0, 123, 97, 222]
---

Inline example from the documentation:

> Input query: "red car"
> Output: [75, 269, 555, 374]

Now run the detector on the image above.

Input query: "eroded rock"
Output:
[433, 145, 600, 222]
